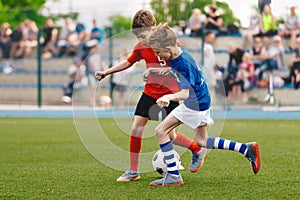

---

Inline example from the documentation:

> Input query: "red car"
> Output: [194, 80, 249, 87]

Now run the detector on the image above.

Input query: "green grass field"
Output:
[0, 118, 299, 199]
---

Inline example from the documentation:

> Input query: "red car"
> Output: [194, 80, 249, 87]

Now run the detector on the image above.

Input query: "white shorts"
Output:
[171, 103, 214, 129]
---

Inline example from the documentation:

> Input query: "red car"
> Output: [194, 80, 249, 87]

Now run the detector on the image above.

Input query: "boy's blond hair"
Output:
[149, 22, 177, 48]
[131, 9, 156, 35]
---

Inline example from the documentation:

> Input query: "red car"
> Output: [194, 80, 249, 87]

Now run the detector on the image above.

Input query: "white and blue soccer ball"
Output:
[152, 149, 184, 176]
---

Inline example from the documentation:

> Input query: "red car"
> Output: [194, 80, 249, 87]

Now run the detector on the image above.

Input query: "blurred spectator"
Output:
[289, 37, 300, 89]
[224, 42, 244, 99]
[42, 18, 59, 58]
[227, 42, 245, 76]
[19, 20, 38, 58]
[188, 8, 206, 37]
[213, 64, 225, 106]
[255, 4, 277, 37]
[22, 19, 31, 40]
[90, 19, 106, 43]
[11, 23, 24, 58]
[256, 36, 282, 81]
[203, 31, 217, 87]
[242, 8, 261, 49]
[258, 0, 271, 14]
[231, 53, 256, 102]
[250, 37, 266, 70]
[83, 40, 105, 106]
[0, 22, 12, 59]
[111, 52, 133, 108]
[277, 5, 300, 49]
[75, 22, 88, 44]
[205, 5, 223, 36]
[57, 17, 78, 57]
[272, 35, 285, 69]
[62, 56, 88, 104]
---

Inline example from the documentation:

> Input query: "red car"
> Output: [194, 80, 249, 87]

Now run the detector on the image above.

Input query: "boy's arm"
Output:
[95, 60, 132, 80]
[156, 89, 189, 108]
[142, 67, 172, 81]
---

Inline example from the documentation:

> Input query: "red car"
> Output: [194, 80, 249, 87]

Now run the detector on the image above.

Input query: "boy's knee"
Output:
[155, 126, 166, 138]
[131, 124, 144, 136]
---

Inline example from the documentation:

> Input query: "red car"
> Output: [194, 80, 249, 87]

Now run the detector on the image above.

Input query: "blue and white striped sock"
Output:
[160, 140, 179, 176]
[206, 137, 248, 156]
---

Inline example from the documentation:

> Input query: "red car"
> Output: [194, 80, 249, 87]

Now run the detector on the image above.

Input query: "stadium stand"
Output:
[1, 35, 299, 106]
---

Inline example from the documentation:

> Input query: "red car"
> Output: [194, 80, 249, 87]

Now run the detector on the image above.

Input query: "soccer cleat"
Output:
[245, 142, 261, 174]
[150, 173, 183, 186]
[116, 169, 140, 182]
[189, 148, 207, 173]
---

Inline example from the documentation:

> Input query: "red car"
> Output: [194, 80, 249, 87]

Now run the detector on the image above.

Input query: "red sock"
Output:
[173, 132, 201, 152]
[130, 135, 142, 171]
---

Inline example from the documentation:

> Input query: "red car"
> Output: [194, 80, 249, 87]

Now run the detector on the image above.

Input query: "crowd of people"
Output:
[185, 3, 300, 50]
[0, 17, 108, 106]
[184, 3, 300, 103]
[203, 30, 300, 104]
[0, 17, 106, 60]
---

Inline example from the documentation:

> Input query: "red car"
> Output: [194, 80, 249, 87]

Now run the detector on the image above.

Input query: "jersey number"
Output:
[157, 56, 166, 66]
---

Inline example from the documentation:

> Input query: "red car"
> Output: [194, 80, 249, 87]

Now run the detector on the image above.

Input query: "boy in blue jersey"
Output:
[148, 23, 261, 186]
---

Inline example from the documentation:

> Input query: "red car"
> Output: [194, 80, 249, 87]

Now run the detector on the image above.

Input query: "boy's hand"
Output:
[95, 71, 106, 81]
[159, 68, 173, 77]
[142, 69, 151, 82]
[156, 96, 170, 108]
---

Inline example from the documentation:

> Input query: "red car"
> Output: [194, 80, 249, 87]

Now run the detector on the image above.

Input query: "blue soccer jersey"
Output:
[169, 47, 211, 111]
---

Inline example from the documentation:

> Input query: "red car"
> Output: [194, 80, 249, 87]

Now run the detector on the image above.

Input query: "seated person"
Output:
[249, 37, 266, 70]
[20, 20, 38, 58]
[90, 19, 106, 43]
[188, 8, 206, 37]
[242, 8, 261, 49]
[205, 5, 223, 36]
[75, 22, 88, 44]
[42, 18, 59, 58]
[227, 42, 245, 76]
[57, 17, 78, 56]
[256, 36, 283, 81]
[289, 37, 300, 89]
[0, 22, 12, 59]
[11, 23, 24, 58]
[231, 53, 256, 103]
[277, 5, 300, 49]
[255, 4, 277, 37]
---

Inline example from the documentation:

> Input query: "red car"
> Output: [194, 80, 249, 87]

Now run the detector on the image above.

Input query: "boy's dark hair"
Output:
[131, 9, 156, 35]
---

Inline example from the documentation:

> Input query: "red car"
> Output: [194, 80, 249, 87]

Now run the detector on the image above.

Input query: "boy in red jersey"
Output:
[95, 9, 206, 182]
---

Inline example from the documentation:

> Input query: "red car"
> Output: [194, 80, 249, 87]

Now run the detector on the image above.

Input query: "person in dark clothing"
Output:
[205, 5, 223, 36]
[225, 42, 244, 99]
[227, 42, 245, 76]
[258, 0, 271, 14]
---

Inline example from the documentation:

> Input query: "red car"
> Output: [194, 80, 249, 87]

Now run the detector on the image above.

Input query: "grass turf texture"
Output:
[0, 118, 299, 199]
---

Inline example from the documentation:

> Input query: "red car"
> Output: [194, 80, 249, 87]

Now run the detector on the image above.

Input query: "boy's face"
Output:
[151, 44, 171, 60]
[136, 29, 152, 46]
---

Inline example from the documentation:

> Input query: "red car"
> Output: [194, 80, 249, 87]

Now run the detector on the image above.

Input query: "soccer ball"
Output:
[152, 149, 184, 176]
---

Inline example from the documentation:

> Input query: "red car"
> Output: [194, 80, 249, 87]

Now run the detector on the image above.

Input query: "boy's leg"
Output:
[116, 116, 148, 182]
[171, 131, 206, 173]
[166, 101, 205, 172]
[195, 125, 261, 174]
[150, 115, 183, 186]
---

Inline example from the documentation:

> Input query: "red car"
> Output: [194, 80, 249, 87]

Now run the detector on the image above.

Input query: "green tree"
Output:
[0, 0, 49, 28]
[150, 0, 240, 26]
[107, 14, 132, 35]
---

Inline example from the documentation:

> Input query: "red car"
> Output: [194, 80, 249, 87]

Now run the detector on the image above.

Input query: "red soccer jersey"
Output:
[127, 42, 180, 99]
